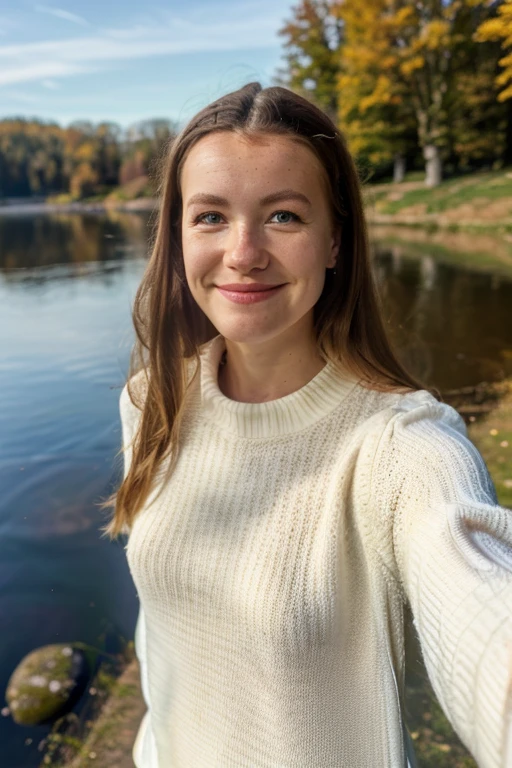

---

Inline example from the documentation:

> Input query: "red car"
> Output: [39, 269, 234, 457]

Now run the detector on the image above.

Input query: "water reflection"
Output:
[0, 213, 150, 767]
[373, 243, 512, 388]
[0, 210, 154, 271]
[1, 212, 512, 765]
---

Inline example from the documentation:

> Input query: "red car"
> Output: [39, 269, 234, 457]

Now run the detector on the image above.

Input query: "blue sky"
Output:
[0, 0, 295, 128]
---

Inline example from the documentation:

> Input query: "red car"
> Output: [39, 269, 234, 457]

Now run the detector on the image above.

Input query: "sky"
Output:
[0, 0, 295, 128]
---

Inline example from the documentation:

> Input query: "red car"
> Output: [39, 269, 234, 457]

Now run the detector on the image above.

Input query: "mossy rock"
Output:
[5, 644, 90, 726]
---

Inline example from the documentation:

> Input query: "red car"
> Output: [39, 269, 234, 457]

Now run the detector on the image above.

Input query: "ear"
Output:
[327, 224, 341, 269]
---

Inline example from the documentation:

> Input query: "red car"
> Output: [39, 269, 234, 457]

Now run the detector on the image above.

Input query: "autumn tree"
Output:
[334, 0, 418, 182]
[95, 122, 122, 186]
[276, 0, 343, 120]
[333, 0, 503, 186]
[119, 118, 177, 192]
[447, 34, 509, 169]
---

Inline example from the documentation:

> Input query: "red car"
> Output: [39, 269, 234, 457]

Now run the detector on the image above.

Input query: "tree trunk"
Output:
[503, 98, 512, 167]
[393, 153, 406, 184]
[423, 144, 442, 187]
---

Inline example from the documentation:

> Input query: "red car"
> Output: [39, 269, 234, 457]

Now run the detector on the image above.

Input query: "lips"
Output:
[216, 283, 284, 292]
[216, 284, 286, 304]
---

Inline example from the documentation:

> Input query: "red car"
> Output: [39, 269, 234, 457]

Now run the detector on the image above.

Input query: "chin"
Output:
[211, 317, 306, 348]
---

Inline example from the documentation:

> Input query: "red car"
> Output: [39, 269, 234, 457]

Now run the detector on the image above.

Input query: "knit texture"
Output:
[121, 334, 512, 768]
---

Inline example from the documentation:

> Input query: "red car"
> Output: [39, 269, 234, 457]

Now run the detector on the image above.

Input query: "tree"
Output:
[334, 0, 418, 182]
[333, 0, 502, 186]
[276, 0, 343, 120]
[447, 36, 509, 170]
[95, 122, 122, 187]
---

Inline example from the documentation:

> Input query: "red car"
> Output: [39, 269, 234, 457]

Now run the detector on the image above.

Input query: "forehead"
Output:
[180, 131, 327, 195]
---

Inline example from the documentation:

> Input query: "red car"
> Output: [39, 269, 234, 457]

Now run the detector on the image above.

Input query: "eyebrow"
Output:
[186, 189, 312, 209]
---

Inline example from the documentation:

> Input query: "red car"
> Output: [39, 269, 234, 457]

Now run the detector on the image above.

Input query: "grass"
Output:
[467, 378, 512, 508]
[364, 168, 512, 229]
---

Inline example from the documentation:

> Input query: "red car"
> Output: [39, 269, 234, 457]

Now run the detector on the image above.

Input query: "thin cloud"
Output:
[41, 79, 60, 89]
[0, 62, 95, 87]
[0, 9, 284, 87]
[34, 4, 90, 27]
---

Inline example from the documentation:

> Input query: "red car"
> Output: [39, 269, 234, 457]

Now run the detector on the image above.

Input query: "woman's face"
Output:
[180, 131, 340, 347]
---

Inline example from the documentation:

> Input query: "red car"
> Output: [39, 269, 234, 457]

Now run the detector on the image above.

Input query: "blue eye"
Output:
[271, 211, 299, 224]
[197, 212, 222, 224]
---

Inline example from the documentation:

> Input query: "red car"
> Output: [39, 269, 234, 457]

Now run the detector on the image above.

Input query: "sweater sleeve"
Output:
[370, 389, 512, 768]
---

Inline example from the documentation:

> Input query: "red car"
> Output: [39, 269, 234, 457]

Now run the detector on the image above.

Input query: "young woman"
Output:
[103, 82, 512, 768]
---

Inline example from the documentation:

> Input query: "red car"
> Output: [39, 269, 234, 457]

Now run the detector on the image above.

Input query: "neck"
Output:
[217, 340, 327, 404]
[199, 334, 359, 439]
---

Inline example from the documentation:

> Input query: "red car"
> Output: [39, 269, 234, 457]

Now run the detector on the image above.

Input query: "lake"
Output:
[1, 211, 512, 767]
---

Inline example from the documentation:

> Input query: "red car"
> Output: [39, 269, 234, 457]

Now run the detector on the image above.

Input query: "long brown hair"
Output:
[100, 81, 439, 539]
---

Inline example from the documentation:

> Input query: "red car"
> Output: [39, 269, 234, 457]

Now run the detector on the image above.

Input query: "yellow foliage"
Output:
[476, 18, 508, 42]
[475, 0, 512, 101]
[359, 75, 394, 111]
[421, 20, 451, 49]
[400, 55, 425, 76]
[393, 6, 416, 26]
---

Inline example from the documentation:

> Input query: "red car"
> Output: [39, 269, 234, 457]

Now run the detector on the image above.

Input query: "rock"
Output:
[5, 644, 90, 726]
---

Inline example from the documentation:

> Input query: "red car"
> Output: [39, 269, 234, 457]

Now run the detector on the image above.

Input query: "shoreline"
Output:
[367, 212, 512, 234]
[1, 199, 512, 235]
[1, 208, 511, 236]
[0, 198, 158, 216]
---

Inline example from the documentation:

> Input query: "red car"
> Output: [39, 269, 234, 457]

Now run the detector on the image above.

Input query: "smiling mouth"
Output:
[215, 284, 285, 292]
[216, 284, 286, 303]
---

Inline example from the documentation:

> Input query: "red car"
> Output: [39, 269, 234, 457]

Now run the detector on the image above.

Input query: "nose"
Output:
[223, 221, 268, 273]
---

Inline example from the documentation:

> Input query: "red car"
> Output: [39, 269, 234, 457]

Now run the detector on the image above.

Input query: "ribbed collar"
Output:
[199, 334, 360, 439]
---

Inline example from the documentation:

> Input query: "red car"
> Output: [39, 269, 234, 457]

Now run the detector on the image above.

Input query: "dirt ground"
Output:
[64, 657, 144, 768]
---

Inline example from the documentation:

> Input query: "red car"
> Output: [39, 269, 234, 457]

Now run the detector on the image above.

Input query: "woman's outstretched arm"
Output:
[370, 391, 512, 768]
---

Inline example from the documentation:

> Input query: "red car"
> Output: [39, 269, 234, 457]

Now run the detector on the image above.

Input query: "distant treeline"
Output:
[0, 118, 177, 200]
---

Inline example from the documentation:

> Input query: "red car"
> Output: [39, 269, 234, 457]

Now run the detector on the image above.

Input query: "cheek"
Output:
[287, 232, 331, 274]
[181, 235, 214, 278]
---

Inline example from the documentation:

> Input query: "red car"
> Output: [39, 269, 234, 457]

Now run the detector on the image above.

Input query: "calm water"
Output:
[1, 211, 512, 767]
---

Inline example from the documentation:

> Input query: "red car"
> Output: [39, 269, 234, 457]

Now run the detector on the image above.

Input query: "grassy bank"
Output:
[63, 655, 145, 768]
[365, 168, 512, 233]
[39, 645, 144, 768]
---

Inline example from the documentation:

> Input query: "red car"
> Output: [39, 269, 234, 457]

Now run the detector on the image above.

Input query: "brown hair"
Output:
[100, 81, 439, 539]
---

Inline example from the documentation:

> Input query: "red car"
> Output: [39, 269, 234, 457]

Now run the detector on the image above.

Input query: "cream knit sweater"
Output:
[121, 334, 512, 768]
